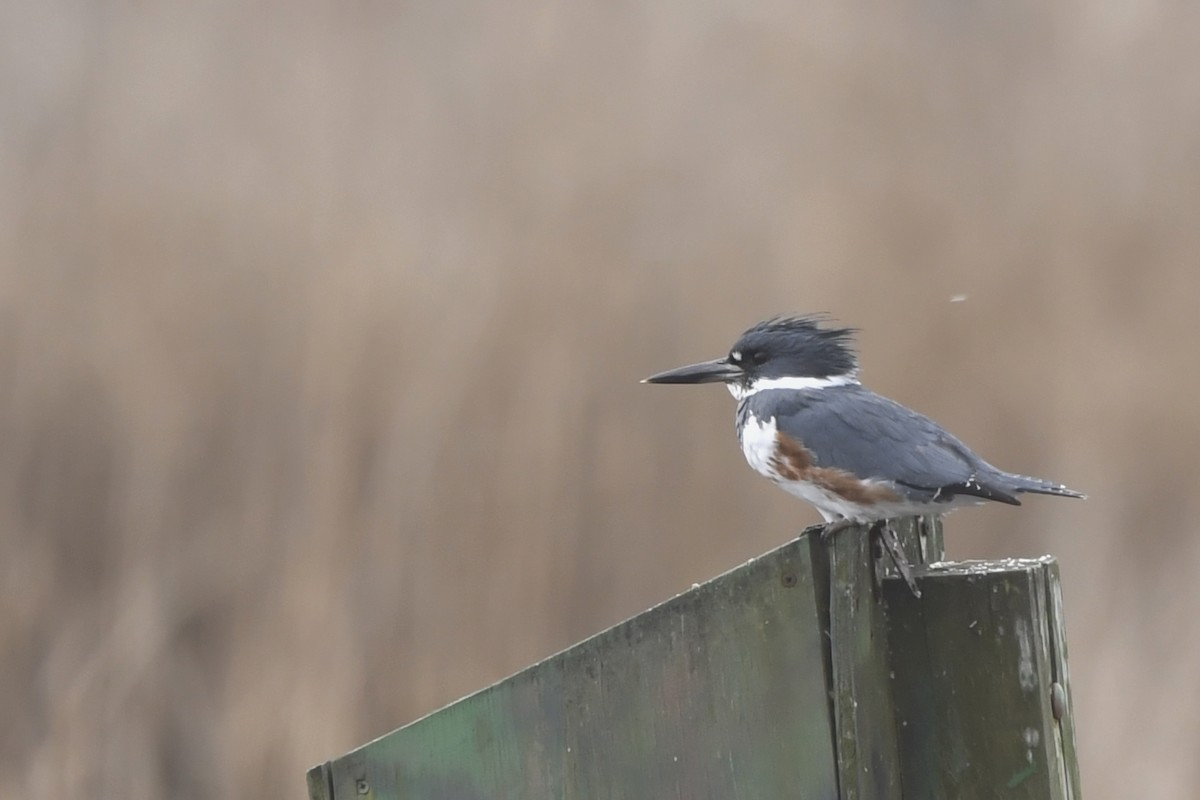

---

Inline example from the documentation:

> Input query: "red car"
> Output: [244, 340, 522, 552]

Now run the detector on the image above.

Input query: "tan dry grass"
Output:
[3, 2, 1200, 797]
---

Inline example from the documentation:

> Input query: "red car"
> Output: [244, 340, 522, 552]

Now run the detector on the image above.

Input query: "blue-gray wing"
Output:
[757, 386, 1019, 505]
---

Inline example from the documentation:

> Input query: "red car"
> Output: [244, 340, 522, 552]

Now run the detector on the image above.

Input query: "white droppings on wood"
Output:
[1023, 727, 1040, 748]
[1016, 617, 1036, 691]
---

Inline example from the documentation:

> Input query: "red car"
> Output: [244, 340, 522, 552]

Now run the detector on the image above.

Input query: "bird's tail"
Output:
[1008, 472, 1087, 500]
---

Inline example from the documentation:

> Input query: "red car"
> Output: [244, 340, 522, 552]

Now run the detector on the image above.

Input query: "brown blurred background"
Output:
[3, 1, 1199, 797]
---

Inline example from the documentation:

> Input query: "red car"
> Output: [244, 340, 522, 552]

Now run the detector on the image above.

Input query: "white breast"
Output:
[739, 413, 781, 478]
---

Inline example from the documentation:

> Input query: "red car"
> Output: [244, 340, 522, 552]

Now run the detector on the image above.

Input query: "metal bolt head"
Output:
[781, 571, 797, 588]
[356, 778, 369, 795]
[1050, 682, 1067, 722]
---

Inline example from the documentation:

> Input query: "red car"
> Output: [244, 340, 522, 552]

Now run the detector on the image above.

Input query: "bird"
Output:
[643, 314, 1085, 526]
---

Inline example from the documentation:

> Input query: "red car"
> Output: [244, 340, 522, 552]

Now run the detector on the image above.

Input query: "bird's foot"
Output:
[819, 518, 858, 543]
[873, 520, 922, 599]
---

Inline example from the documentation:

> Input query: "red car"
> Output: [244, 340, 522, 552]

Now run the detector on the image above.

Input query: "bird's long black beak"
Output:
[642, 357, 744, 385]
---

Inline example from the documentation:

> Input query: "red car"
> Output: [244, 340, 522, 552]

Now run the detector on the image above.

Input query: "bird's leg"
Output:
[873, 520, 922, 599]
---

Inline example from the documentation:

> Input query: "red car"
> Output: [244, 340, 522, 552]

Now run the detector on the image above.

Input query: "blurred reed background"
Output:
[3, 2, 1199, 797]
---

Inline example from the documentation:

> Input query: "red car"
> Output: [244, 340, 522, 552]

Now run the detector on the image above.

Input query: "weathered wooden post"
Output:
[307, 518, 1080, 799]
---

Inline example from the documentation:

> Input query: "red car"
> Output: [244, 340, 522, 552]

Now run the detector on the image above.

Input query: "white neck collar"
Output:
[727, 373, 859, 400]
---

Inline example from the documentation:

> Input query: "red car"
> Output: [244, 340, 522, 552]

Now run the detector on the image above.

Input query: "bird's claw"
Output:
[819, 518, 857, 543]
[874, 520, 921, 598]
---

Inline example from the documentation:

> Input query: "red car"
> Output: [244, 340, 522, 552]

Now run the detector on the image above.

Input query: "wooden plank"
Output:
[809, 516, 944, 800]
[307, 518, 1084, 800]
[883, 557, 1081, 799]
[305, 761, 333, 800]
[1043, 561, 1083, 797]
[309, 534, 840, 799]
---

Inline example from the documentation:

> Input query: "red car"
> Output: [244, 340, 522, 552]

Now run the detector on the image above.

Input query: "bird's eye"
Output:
[752, 351, 769, 365]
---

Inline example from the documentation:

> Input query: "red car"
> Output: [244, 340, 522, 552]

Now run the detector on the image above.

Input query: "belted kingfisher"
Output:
[644, 315, 1085, 524]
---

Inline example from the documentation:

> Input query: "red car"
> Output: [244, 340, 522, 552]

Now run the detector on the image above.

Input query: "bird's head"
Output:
[643, 314, 860, 399]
